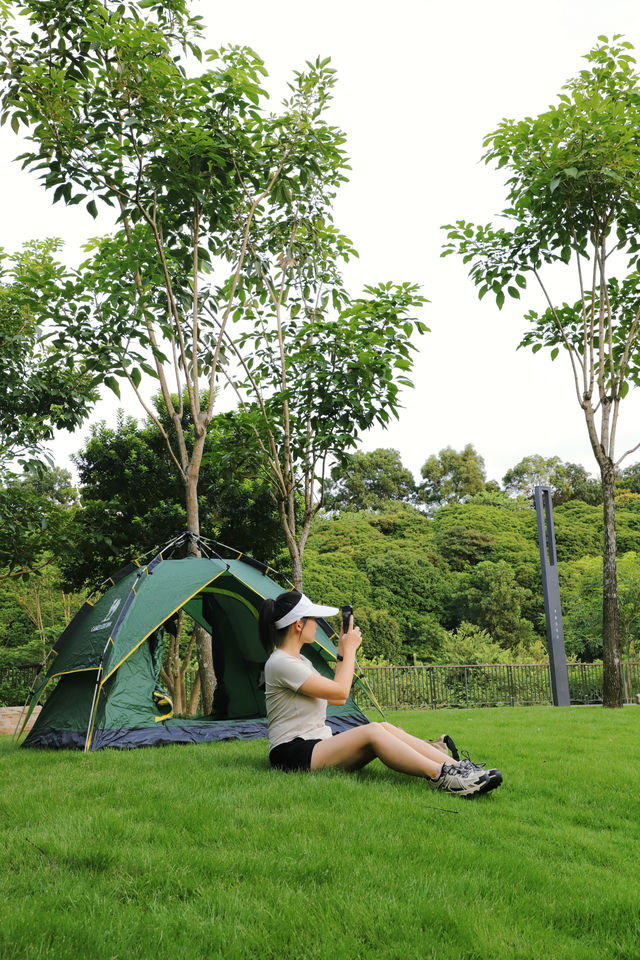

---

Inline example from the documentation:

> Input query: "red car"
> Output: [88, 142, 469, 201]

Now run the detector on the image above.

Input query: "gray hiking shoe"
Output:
[458, 751, 503, 790]
[429, 762, 492, 797]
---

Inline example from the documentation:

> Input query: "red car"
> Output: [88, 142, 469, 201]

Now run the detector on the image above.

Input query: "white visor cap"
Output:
[274, 593, 339, 630]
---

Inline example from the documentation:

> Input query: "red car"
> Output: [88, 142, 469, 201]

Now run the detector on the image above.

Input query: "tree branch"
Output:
[192, 204, 201, 420]
[615, 439, 640, 468]
[532, 267, 583, 407]
[202, 306, 287, 498]
[572, 239, 590, 398]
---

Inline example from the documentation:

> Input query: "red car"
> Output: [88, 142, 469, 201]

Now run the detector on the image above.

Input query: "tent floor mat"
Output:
[22, 712, 368, 751]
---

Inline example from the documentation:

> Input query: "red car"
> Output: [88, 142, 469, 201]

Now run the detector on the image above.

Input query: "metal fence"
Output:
[354, 662, 640, 711]
[0, 665, 41, 708]
[2, 660, 640, 711]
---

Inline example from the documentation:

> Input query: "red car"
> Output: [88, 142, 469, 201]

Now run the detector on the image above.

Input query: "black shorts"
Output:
[269, 737, 323, 772]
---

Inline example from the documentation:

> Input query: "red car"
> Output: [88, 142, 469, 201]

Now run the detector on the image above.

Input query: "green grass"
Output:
[1, 706, 639, 960]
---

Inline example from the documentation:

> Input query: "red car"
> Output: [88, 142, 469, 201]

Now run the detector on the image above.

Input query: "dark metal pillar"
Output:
[534, 485, 571, 706]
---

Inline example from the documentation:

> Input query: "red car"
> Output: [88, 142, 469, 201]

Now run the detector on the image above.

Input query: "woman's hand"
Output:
[339, 615, 362, 653]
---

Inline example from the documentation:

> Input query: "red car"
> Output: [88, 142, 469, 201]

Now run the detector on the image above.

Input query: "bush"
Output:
[435, 622, 548, 665]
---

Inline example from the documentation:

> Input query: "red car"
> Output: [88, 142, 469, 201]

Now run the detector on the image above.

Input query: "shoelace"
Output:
[460, 749, 487, 769]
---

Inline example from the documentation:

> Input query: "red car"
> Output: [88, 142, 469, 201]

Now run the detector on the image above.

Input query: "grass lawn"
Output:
[1, 705, 639, 960]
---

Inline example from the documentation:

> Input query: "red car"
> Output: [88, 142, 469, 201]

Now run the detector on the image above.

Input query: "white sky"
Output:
[3, 0, 640, 485]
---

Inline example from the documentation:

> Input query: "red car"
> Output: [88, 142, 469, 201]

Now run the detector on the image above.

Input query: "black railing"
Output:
[0, 664, 42, 708]
[2, 661, 639, 711]
[355, 662, 640, 711]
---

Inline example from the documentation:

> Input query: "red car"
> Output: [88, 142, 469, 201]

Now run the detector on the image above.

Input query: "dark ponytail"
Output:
[259, 590, 302, 655]
[259, 598, 278, 656]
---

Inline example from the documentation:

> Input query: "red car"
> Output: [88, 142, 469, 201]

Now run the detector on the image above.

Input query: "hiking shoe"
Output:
[429, 762, 492, 797]
[459, 750, 502, 785]
[476, 767, 502, 793]
[485, 769, 503, 792]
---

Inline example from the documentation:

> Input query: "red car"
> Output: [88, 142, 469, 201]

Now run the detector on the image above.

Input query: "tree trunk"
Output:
[184, 469, 216, 714]
[291, 547, 303, 592]
[187, 673, 201, 716]
[160, 612, 185, 713]
[601, 462, 623, 708]
[277, 497, 304, 591]
[160, 663, 183, 714]
[193, 623, 215, 714]
[172, 672, 184, 714]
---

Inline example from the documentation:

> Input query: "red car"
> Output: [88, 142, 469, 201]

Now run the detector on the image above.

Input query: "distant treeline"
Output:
[2, 430, 640, 683]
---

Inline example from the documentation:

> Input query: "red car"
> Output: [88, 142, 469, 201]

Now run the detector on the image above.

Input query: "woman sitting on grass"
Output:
[259, 590, 502, 797]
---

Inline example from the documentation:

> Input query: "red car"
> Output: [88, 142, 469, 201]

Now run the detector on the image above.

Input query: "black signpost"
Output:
[534, 485, 571, 707]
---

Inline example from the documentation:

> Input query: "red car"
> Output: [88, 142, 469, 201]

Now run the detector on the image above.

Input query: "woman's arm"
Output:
[298, 619, 361, 705]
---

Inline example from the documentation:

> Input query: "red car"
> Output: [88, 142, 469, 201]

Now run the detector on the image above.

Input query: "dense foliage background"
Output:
[3, 432, 640, 704]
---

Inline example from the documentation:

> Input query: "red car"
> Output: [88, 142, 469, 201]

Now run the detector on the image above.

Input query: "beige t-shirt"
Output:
[264, 649, 333, 750]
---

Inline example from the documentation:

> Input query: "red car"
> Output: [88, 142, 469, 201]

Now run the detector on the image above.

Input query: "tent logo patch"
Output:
[91, 598, 122, 632]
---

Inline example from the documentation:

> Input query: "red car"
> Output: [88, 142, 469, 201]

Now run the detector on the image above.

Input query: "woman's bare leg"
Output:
[310, 723, 443, 778]
[380, 722, 461, 766]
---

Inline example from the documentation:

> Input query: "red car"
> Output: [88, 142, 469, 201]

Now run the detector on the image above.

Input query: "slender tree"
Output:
[201, 77, 428, 586]
[442, 37, 640, 706]
[218, 246, 427, 587]
[0, 0, 351, 707]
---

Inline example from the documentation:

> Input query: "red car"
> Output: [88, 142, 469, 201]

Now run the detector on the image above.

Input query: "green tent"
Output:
[20, 539, 377, 751]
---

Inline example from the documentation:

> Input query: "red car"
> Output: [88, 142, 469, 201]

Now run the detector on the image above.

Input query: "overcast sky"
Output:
[3, 0, 640, 484]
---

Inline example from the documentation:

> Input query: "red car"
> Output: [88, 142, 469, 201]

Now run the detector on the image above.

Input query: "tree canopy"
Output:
[0, 0, 428, 599]
[0, 0, 430, 703]
[502, 454, 601, 505]
[324, 448, 416, 512]
[442, 36, 640, 706]
[418, 444, 487, 510]
[0, 241, 97, 476]
[60, 406, 285, 591]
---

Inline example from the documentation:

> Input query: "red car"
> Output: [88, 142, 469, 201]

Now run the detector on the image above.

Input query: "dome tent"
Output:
[18, 534, 377, 751]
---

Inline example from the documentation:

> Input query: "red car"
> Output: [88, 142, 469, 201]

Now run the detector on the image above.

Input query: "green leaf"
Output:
[139, 362, 158, 379]
[131, 368, 142, 389]
[86, 199, 98, 219]
[10, 115, 18, 134]
[550, 347, 559, 360]
[104, 376, 121, 398]
[550, 178, 560, 194]
[496, 290, 505, 310]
